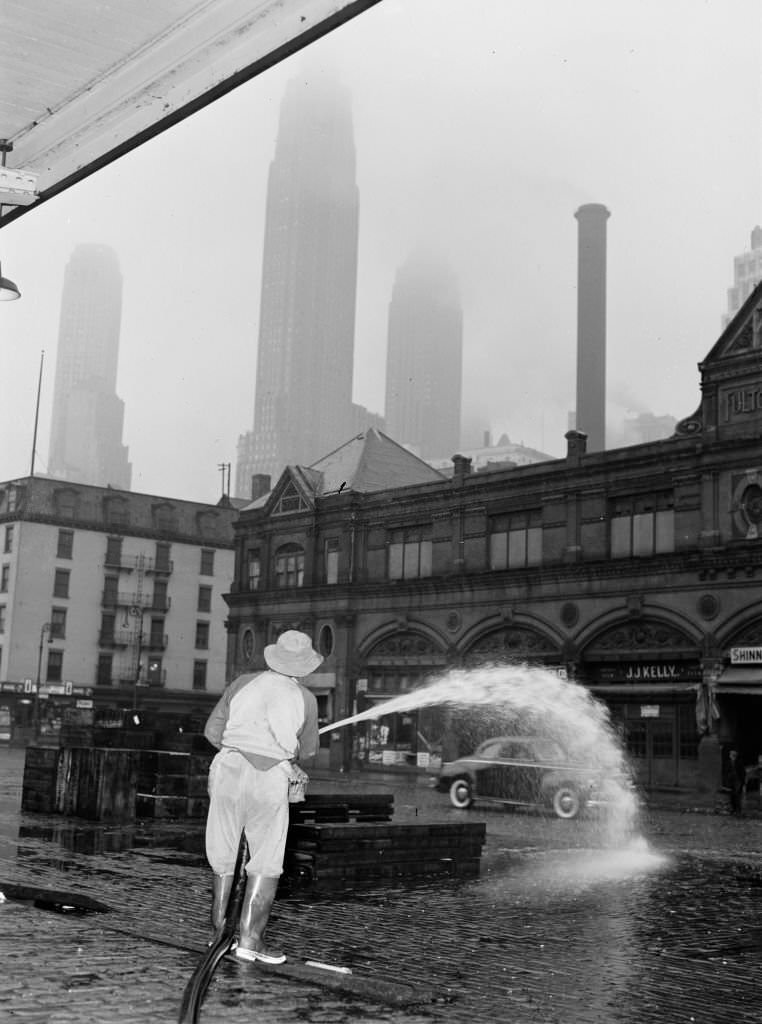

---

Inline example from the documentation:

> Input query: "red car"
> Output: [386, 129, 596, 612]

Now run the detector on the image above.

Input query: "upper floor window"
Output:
[0, 564, 9, 592]
[0, 606, 6, 633]
[388, 526, 432, 580]
[53, 569, 70, 599]
[152, 579, 169, 610]
[200, 548, 215, 576]
[247, 549, 261, 591]
[57, 529, 74, 559]
[324, 538, 339, 585]
[195, 621, 210, 649]
[274, 544, 304, 588]
[53, 488, 79, 519]
[3, 525, 13, 553]
[46, 649, 63, 683]
[193, 660, 207, 691]
[50, 607, 67, 640]
[610, 492, 674, 558]
[152, 502, 177, 534]
[155, 542, 172, 572]
[104, 497, 129, 528]
[100, 612, 116, 644]
[105, 536, 123, 566]
[149, 617, 165, 647]
[96, 653, 113, 687]
[489, 511, 542, 570]
[198, 585, 212, 613]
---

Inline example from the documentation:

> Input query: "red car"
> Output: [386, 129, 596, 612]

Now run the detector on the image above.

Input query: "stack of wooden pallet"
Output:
[284, 793, 486, 887]
[21, 746, 137, 820]
[135, 750, 212, 819]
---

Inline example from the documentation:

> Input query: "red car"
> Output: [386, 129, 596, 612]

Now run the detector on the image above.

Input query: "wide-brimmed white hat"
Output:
[264, 630, 323, 677]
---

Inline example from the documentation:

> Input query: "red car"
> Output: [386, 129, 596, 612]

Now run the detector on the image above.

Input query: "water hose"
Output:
[177, 833, 248, 1024]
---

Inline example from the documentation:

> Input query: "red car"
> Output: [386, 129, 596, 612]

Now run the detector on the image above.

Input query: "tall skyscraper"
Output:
[236, 77, 362, 495]
[723, 226, 762, 327]
[48, 244, 131, 489]
[384, 257, 463, 461]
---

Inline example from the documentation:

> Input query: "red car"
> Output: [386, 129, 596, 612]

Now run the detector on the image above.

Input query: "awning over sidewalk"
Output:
[586, 683, 699, 698]
[714, 667, 762, 696]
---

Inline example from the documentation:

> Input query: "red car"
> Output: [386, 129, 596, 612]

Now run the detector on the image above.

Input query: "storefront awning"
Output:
[303, 672, 336, 691]
[714, 667, 762, 696]
[586, 683, 699, 697]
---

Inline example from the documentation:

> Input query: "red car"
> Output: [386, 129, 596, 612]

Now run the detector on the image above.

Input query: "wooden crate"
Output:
[21, 746, 61, 813]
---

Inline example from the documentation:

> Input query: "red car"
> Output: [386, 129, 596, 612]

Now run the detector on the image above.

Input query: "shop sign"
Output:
[640, 705, 660, 718]
[730, 646, 762, 664]
[596, 663, 701, 683]
[356, 678, 368, 693]
[76, 700, 94, 710]
[40, 685, 66, 696]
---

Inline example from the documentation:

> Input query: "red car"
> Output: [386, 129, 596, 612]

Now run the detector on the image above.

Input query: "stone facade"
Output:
[225, 282, 762, 792]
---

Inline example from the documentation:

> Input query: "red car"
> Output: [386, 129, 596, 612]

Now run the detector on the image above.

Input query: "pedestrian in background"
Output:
[204, 630, 321, 963]
[724, 748, 746, 815]
[744, 754, 762, 810]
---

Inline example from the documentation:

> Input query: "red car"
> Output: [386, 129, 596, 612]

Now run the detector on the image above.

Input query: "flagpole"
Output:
[30, 349, 44, 477]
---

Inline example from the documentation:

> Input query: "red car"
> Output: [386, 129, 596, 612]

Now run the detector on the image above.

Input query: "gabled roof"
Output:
[309, 428, 446, 495]
[241, 428, 446, 512]
[676, 278, 762, 439]
[701, 277, 762, 367]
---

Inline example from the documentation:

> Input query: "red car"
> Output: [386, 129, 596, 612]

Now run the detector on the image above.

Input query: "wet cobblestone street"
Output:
[2, 746, 762, 1023]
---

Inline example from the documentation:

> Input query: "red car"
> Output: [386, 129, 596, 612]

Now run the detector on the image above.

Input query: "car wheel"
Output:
[551, 784, 582, 819]
[448, 777, 473, 809]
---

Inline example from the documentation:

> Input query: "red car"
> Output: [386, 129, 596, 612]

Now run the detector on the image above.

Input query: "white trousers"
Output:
[205, 748, 289, 877]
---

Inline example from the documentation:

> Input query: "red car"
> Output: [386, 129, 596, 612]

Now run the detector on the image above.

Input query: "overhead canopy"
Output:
[0, 0, 379, 228]
[714, 666, 762, 696]
[587, 683, 699, 698]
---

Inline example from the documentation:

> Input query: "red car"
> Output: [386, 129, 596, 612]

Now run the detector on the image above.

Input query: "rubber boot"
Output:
[211, 872, 235, 930]
[235, 874, 285, 965]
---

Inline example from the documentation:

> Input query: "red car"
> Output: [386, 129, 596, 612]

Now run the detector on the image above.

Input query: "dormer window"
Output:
[274, 481, 310, 515]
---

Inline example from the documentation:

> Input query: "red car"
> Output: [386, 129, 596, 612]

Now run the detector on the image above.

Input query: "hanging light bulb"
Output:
[0, 263, 20, 301]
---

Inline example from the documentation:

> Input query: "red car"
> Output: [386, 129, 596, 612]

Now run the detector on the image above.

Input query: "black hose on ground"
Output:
[177, 833, 248, 1024]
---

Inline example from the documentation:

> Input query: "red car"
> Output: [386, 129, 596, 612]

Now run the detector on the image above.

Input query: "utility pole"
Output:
[218, 462, 231, 498]
[34, 622, 50, 736]
[129, 605, 144, 720]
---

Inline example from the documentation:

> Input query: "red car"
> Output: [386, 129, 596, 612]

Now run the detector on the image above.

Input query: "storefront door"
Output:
[612, 703, 698, 789]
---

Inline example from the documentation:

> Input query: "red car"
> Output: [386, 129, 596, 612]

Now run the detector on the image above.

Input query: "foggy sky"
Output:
[1, 0, 760, 503]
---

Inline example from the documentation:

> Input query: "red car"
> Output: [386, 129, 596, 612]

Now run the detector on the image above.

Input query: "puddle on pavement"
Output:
[0, 881, 111, 914]
[17, 821, 205, 857]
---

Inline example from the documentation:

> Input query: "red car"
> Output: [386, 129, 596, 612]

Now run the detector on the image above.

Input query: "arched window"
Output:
[274, 543, 304, 588]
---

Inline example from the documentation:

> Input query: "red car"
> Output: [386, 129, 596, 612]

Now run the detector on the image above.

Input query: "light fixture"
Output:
[0, 263, 20, 301]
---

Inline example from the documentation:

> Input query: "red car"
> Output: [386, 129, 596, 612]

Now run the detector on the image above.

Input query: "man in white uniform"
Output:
[204, 630, 321, 963]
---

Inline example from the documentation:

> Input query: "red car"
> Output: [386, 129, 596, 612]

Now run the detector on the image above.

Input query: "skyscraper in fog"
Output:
[48, 244, 131, 489]
[723, 226, 762, 327]
[384, 257, 463, 460]
[236, 78, 364, 495]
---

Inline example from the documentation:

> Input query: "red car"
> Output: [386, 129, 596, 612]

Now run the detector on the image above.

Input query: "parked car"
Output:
[433, 735, 619, 819]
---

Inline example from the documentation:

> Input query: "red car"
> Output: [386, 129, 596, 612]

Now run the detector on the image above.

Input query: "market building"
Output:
[0, 477, 236, 744]
[225, 280, 762, 795]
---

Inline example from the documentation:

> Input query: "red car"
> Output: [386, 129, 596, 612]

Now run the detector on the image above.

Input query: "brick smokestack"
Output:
[575, 203, 610, 452]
